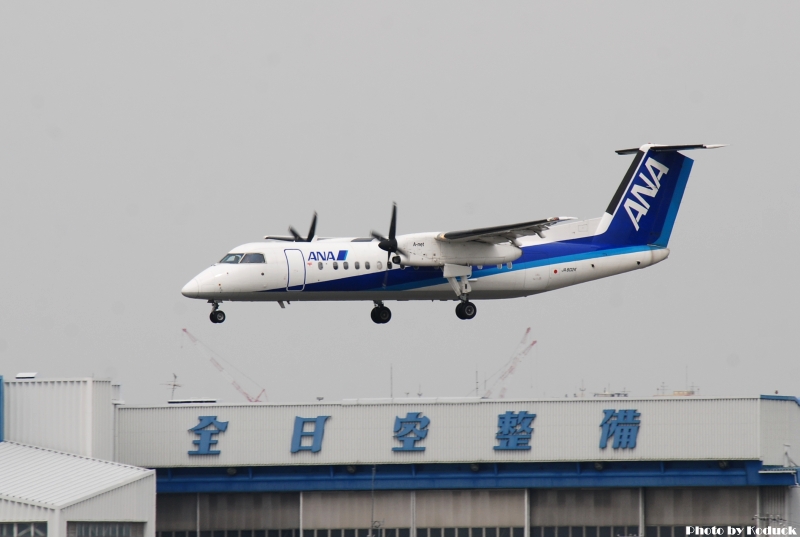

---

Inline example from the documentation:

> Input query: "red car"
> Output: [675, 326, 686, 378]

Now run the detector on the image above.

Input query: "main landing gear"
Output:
[455, 301, 477, 320]
[370, 302, 392, 324]
[209, 301, 226, 324]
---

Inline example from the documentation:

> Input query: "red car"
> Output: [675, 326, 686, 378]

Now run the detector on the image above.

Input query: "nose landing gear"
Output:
[455, 301, 477, 320]
[370, 301, 392, 324]
[209, 301, 226, 324]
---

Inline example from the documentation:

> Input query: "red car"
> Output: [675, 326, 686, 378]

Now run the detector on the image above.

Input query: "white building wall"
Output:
[3, 379, 114, 458]
[788, 485, 800, 526]
[91, 381, 115, 460]
[759, 399, 800, 465]
[1, 477, 154, 537]
[117, 398, 772, 468]
[0, 499, 55, 523]
[61, 475, 156, 537]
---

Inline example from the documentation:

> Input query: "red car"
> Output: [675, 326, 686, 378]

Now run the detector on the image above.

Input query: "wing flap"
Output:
[437, 216, 577, 244]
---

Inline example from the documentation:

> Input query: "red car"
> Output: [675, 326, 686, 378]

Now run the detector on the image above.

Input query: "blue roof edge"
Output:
[760, 394, 800, 407]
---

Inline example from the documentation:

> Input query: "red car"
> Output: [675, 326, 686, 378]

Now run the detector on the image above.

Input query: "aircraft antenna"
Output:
[181, 328, 268, 402]
[482, 328, 538, 399]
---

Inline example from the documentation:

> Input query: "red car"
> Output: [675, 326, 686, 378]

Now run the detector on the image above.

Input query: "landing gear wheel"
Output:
[210, 310, 226, 324]
[371, 306, 392, 324]
[455, 301, 476, 320]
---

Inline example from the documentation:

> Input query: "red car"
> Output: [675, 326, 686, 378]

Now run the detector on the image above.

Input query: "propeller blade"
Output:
[371, 231, 387, 242]
[306, 212, 317, 242]
[388, 203, 397, 241]
[289, 227, 303, 241]
[382, 251, 391, 288]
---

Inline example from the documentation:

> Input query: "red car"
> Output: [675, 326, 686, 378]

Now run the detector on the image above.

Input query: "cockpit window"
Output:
[241, 253, 266, 263]
[220, 253, 244, 264]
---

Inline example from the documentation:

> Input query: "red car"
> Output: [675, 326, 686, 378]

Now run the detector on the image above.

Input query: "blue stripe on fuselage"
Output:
[259, 238, 661, 294]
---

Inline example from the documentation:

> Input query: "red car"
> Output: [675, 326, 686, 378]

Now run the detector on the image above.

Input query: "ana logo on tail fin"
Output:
[597, 143, 726, 248]
[623, 157, 669, 231]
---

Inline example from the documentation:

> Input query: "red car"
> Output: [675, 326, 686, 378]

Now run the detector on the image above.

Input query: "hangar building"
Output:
[2, 375, 800, 534]
[0, 377, 156, 537]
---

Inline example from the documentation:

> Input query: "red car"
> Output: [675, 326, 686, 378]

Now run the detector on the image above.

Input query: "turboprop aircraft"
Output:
[181, 143, 724, 324]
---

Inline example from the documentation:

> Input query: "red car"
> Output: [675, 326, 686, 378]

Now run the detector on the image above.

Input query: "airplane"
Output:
[181, 143, 724, 324]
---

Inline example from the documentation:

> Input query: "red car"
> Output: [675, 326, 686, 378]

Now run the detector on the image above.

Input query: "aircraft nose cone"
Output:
[181, 279, 199, 298]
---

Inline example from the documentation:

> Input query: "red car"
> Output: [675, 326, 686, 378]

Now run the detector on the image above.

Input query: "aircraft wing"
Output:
[436, 216, 577, 244]
[263, 235, 297, 241]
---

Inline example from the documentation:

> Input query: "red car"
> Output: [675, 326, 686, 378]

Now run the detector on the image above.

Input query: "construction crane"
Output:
[482, 328, 538, 399]
[181, 328, 267, 402]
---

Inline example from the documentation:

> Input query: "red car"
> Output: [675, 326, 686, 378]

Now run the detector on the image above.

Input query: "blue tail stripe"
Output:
[653, 157, 693, 247]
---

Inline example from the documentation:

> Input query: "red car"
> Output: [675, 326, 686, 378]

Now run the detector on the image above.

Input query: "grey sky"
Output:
[1, 3, 798, 404]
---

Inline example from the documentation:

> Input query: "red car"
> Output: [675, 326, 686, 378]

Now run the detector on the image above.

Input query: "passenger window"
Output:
[355, 261, 360, 270]
[376, 261, 382, 270]
[333, 262, 339, 270]
[343, 261, 349, 270]
[318, 262, 323, 270]
[241, 253, 265, 263]
[219, 253, 243, 264]
[365, 261, 370, 270]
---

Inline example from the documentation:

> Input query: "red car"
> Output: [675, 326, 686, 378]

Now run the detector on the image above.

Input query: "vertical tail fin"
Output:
[597, 144, 723, 247]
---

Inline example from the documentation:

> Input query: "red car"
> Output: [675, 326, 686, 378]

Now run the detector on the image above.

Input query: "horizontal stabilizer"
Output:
[615, 144, 727, 155]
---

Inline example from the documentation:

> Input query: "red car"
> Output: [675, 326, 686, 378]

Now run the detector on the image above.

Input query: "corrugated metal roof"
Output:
[0, 442, 153, 509]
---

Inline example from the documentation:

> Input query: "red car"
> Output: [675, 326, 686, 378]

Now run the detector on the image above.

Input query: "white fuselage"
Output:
[181, 218, 670, 303]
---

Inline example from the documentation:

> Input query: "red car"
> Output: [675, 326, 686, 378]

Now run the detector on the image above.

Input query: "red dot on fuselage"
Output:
[554, 269, 558, 274]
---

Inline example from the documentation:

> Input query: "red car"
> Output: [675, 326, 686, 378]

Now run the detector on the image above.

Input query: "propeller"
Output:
[371, 203, 407, 287]
[371, 203, 408, 256]
[268, 212, 317, 242]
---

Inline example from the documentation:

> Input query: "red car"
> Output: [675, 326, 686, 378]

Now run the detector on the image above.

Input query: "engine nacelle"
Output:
[396, 233, 521, 267]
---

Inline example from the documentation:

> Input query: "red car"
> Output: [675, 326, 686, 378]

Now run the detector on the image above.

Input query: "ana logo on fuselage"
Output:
[624, 158, 669, 231]
[307, 250, 349, 262]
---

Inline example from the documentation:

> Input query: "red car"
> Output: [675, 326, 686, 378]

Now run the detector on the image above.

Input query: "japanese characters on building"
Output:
[599, 409, 641, 449]
[188, 416, 229, 455]
[187, 409, 641, 456]
[393, 412, 430, 451]
[291, 416, 330, 453]
[495, 411, 536, 450]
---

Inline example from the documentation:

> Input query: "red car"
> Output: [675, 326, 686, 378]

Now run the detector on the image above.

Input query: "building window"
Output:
[68, 523, 144, 537]
[0, 524, 46, 537]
